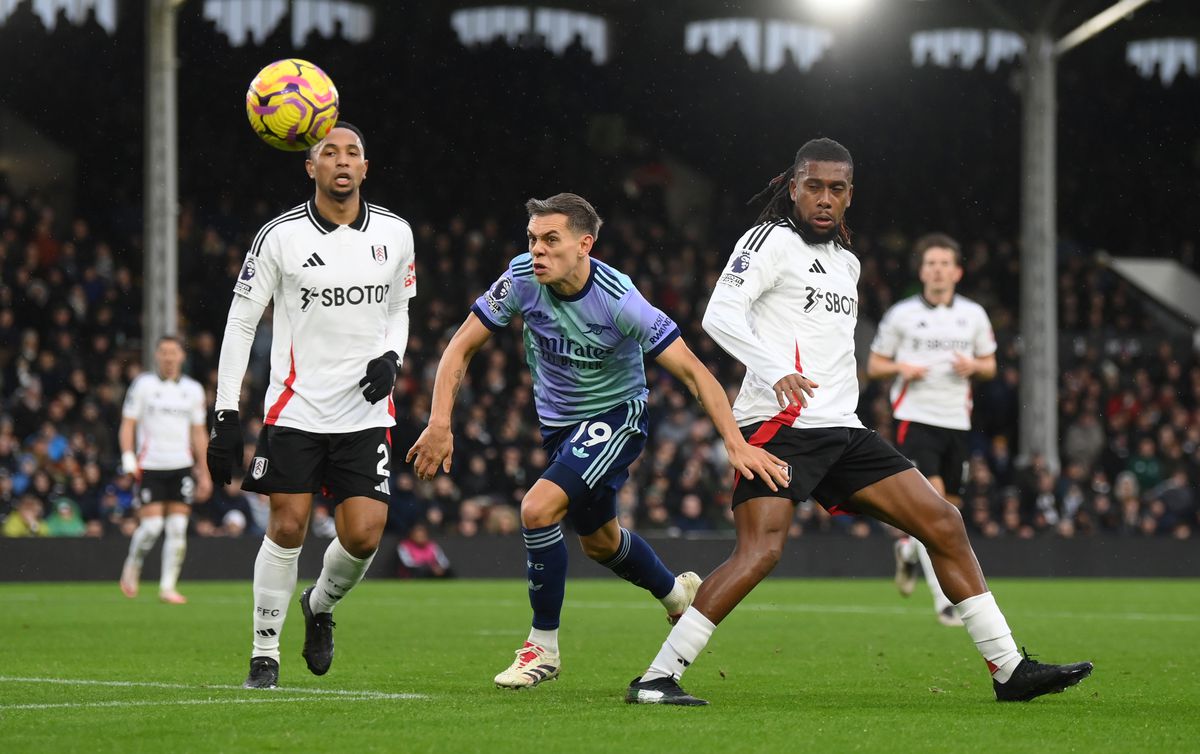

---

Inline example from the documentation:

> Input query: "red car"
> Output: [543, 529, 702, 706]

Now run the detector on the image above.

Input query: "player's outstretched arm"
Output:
[406, 312, 494, 481]
[654, 338, 790, 492]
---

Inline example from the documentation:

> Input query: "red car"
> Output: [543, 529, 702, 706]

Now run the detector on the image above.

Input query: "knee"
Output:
[268, 516, 306, 546]
[339, 525, 383, 559]
[734, 541, 784, 579]
[520, 498, 557, 530]
[926, 502, 968, 547]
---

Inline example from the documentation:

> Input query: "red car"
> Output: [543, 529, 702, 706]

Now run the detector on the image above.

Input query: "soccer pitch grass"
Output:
[3, 579, 1197, 753]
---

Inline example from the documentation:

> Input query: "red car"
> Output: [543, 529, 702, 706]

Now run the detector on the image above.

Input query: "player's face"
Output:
[154, 340, 185, 380]
[919, 247, 963, 295]
[789, 160, 853, 243]
[527, 213, 593, 292]
[306, 128, 368, 201]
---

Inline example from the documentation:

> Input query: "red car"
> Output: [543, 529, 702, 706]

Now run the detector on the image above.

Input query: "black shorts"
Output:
[242, 425, 392, 505]
[731, 425, 914, 511]
[895, 420, 968, 496]
[137, 468, 195, 507]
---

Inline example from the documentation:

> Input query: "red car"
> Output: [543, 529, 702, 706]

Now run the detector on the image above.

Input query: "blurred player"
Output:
[207, 122, 416, 689]
[868, 233, 996, 626]
[407, 193, 789, 690]
[118, 335, 212, 604]
[626, 139, 1092, 706]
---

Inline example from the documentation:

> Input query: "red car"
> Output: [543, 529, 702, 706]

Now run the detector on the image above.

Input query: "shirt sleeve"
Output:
[613, 286, 680, 358]
[215, 295, 269, 412]
[121, 376, 144, 420]
[232, 225, 283, 306]
[974, 307, 998, 357]
[190, 383, 207, 425]
[701, 232, 795, 387]
[470, 262, 522, 332]
[393, 222, 417, 304]
[870, 306, 902, 357]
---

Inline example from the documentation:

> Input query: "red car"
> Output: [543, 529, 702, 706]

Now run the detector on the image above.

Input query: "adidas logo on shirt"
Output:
[808, 259, 827, 274]
[302, 253, 326, 268]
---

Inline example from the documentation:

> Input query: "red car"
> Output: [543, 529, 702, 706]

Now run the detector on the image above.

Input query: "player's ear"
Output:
[305, 159, 315, 179]
[361, 158, 368, 181]
[788, 176, 797, 202]
[579, 233, 594, 255]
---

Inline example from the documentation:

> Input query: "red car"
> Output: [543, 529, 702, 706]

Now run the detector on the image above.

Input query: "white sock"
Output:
[124, 516, 164, 573]
[252, 537, 302, 661]
[159, 513, 188, 593]
[955, 591, 1023, 682]
[658, 577, 685, 609]
[898, 536, 917, 563]
[308, 537, 375, 615]
[913, 538, 953, 613]
[642, 606, 716, 682]
[527, 627, 559, 654]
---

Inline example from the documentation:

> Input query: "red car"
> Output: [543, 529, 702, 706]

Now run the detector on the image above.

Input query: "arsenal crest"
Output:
[252, 457, 269, 480]
[371, 244, 388, 265]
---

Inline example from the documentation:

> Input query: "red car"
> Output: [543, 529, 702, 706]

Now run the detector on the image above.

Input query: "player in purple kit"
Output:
[407, 193, 789, 689]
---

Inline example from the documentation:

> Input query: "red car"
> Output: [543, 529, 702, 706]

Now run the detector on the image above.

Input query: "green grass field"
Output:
[2, 578, 1197, 753]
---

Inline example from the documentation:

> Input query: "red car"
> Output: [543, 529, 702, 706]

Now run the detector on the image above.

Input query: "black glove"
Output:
[359, 351, 400, 404]
[207, 409, 243, 487]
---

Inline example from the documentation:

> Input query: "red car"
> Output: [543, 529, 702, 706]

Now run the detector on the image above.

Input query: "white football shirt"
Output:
[233, 198, 416, 432]
[703, 217, 864, 430]
[121, 372, 207, 470]
[870, 294, 996, 431]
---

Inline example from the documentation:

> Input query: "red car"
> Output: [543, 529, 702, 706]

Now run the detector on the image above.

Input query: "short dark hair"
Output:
[525, 193, 602, 238]
[914, 232, 962, 267]
[795, 137, 854, 179]
[307, 120, 366, 160]
[157, 334, 185, 350]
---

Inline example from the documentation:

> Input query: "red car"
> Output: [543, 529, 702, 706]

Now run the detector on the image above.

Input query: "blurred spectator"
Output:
[396, 523, 452, 578]
[3, 494, 48, 537]
[45, 497, 86, 536]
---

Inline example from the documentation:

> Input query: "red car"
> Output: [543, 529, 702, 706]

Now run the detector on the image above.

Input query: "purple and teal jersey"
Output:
[471, 253, 681, 426]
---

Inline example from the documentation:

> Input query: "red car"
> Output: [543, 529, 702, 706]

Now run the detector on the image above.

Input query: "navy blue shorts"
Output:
[540, 399, 647, 536]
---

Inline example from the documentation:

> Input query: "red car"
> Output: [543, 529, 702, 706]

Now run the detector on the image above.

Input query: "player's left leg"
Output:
[158, 501, 192, 604]
[851, 468, 1092, 701]
[300, 496, 387, 676]
[578, 512, 700, 625]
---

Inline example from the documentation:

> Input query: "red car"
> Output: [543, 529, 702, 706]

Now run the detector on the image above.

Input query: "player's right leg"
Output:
[629, 494, 793, 705]
[244, 492, 312, 689]
[494, 479, 570, 689]
[121, 501, 165, 598]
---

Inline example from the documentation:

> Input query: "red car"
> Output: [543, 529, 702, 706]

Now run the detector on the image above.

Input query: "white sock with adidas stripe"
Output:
[308, 536, 375, 614]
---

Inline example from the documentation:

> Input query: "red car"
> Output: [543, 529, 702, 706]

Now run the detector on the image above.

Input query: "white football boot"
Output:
[494, 642, 560, 689]
[662, 571, 703, 625]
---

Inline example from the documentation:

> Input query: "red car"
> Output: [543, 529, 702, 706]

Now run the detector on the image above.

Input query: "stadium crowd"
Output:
[1, 4, 1197, 542]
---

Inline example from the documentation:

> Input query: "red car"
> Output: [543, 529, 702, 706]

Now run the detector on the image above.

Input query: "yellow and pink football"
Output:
[245, 58, 339, 151]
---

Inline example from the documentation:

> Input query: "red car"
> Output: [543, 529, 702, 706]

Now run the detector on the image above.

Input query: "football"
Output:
[244, 58, 339, 151]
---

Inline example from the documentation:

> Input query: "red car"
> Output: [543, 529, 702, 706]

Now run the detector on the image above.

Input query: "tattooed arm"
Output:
[406, 312, 495, 480]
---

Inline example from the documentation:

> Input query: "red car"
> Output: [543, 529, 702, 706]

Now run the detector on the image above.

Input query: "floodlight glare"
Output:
[801, 0, 875, 23]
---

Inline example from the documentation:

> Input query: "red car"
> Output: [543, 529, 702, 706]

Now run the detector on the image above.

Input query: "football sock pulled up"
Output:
[309, 536, 375, 614]
[642, 606, 716, 683]
[956, 591, 1023, 682]
[251, 537, 301, 661]
[524, 524, 568, 631]
[598, 527, 676, 599]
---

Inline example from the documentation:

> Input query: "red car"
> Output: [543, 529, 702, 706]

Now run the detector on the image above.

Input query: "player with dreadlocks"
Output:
[626, 137, 1093, 706]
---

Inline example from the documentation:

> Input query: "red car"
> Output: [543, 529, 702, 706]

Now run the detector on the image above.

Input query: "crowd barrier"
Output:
[3, 534, 1196, 581]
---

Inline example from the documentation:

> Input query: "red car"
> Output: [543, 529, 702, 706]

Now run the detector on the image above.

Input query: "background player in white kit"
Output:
[868, 233, 996, 626]
[206, 122, 416, 689]
[119, 335, 212, 604]
[626, 138, 1091, 706]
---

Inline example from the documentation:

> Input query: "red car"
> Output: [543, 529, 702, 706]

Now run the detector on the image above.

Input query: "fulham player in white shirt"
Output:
[207, 123, 416, 689]
[869, 233, 996, 626]
[118, 336, 211, 604]
[626, 138, 1091, 706]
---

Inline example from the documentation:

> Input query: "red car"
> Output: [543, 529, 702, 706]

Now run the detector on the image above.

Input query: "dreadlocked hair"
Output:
[747, 137, 854, 248]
